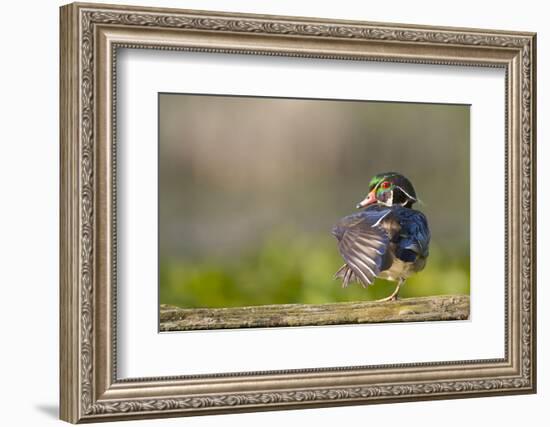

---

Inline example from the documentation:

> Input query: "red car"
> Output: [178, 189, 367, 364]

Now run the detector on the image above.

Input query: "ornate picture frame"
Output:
[60, 2, 536, 423]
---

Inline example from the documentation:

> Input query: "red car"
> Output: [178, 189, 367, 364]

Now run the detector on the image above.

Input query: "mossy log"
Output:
[160, 295, 470, 331]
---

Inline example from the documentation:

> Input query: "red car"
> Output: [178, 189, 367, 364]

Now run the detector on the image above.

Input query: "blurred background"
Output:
[159, 94, 469, 308]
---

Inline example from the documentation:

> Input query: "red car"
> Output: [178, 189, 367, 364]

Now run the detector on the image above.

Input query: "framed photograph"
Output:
[60, 2, 536, 423]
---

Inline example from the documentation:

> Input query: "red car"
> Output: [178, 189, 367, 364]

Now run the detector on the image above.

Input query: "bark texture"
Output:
[160, 295, 470, 331]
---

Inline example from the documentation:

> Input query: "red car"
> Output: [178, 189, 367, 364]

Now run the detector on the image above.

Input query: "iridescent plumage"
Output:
[332, 172, 430, 301]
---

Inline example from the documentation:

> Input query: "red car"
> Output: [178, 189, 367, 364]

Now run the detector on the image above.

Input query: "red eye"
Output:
[381, 181, 391, 189]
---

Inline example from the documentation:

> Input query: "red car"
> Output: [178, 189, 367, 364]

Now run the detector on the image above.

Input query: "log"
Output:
[160, 295, 470, 331]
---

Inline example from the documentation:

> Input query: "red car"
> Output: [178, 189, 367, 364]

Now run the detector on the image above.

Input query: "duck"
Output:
[332, 172, 430, 301]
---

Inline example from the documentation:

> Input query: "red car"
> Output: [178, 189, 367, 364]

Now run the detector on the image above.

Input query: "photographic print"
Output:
[159, 94, 470, 331]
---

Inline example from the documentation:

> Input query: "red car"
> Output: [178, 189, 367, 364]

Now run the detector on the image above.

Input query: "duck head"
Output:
[356, 172, 417, 209]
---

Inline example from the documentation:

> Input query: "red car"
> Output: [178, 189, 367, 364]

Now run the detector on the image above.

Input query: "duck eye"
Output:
[380, 181, 391, 189]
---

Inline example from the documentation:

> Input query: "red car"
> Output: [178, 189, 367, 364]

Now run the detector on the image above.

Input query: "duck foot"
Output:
[375, 279, 404, 302]
[376, 294, 399, 302]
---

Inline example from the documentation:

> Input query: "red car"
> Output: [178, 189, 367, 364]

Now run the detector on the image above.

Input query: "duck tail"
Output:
[334, 264, 356, 288]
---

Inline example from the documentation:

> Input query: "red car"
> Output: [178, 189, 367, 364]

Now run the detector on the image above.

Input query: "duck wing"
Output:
[392, 208, 430, 261]
[332, 207, 393, 287]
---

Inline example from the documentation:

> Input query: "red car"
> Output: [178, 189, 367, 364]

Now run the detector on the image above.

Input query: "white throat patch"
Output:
[381, 190, 394, 207]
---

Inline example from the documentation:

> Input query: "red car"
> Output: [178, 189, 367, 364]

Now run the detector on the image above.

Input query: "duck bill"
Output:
[356, 191, 377, 208]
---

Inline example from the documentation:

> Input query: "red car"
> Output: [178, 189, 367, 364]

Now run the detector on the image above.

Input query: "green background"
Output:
[159, 94, 470, 308]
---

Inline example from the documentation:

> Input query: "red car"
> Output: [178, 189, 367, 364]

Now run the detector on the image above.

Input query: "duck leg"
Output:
[376, 279, 404, 302]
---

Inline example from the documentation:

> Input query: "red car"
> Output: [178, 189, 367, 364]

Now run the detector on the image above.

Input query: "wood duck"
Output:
[332, 172, 430, 301]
